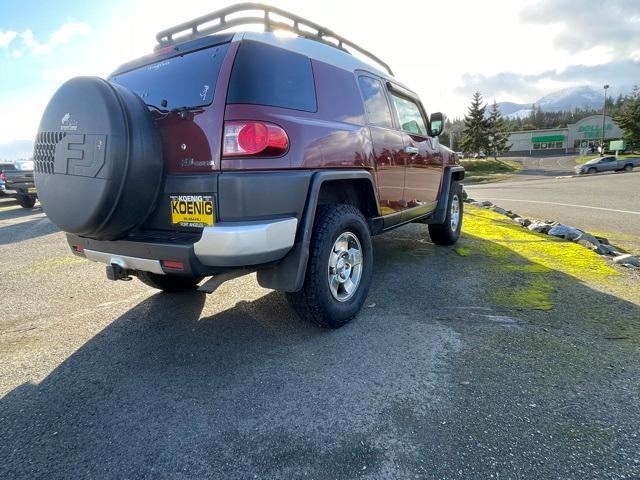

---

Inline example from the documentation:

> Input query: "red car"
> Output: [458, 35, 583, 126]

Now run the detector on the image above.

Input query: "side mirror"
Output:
[429, 112, 444, 137]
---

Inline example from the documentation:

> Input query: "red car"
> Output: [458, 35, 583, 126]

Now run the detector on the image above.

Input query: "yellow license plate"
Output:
[27, 187, 37, 194]
[170, 195, 215, 227]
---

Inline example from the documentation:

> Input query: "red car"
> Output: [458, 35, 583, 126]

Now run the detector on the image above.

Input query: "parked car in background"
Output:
[473, 152, 487, 159]
[574, 156, 640, 175]
[455, 151, 465, 159]
[0, 160, 37, 208]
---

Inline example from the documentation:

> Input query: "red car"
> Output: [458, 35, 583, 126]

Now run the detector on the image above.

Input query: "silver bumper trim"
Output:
[194, 217, 298, 267]
[84, 249, 165, 275]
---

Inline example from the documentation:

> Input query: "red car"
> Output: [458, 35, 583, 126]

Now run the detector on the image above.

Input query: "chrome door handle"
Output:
[404, 146, 419, 155]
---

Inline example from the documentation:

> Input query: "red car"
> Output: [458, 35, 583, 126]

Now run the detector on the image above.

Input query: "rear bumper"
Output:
[67, 217, 297, 276]
[194, 217, 297, 267]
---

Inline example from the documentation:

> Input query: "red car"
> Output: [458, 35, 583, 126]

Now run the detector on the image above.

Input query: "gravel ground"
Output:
[1, 197, 639, 479]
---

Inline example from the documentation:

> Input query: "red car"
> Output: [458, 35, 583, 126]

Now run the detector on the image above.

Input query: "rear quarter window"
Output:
[227, 41, 317, 112]
[357, 76, 393, 128]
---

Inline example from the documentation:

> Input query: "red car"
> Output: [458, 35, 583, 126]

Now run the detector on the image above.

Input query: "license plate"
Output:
[170, 195, 215, 227]
[27, 187, 37, 194]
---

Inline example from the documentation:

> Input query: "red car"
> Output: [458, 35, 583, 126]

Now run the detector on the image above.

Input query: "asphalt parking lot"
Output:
[1, 197, 639, 479]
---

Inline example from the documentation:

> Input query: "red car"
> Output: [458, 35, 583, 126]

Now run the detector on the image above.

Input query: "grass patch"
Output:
[460, 206, 620, 311]
[462, 207, 617, 281]
[491, 277, 555, 311]
[460, 159, 522, 184]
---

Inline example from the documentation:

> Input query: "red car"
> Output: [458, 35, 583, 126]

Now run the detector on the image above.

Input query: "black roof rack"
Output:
[155, 2, 394, 76]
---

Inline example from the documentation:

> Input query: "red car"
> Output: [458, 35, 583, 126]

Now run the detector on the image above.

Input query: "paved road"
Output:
[467, 160, 640, 252]
[1, 197, 639, 479]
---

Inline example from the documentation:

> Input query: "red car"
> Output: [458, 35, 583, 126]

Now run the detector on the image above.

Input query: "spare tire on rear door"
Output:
[34, 76, 163, 240]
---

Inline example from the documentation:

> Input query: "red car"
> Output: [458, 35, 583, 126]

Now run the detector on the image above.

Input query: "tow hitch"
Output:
[106, 264, 133, 281]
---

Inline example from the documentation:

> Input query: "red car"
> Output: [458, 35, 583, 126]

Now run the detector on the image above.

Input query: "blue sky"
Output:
[1, 0, 639, 150]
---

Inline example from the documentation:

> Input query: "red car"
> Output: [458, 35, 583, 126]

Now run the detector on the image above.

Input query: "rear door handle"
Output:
[404, 146, 419, 155]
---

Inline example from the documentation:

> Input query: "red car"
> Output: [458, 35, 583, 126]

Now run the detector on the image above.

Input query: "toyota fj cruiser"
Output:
[34, 3, 464, 328]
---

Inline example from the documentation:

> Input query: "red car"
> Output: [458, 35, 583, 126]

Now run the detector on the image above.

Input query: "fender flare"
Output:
[420, 165, 465, 225]
[256, 170, 378, 292]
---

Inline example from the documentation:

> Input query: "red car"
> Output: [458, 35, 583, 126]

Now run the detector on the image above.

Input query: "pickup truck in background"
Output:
[0, 160, 37, 208]
[575, 156, 640, 175]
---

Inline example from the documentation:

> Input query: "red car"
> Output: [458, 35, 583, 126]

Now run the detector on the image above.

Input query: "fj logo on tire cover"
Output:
[54, 134, 108, 178]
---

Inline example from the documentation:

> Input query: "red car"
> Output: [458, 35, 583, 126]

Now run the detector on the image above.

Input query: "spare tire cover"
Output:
[34, 76, 163, 240]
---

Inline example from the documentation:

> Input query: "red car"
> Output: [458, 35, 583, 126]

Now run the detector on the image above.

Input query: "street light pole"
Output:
[601, 84, 609, 155]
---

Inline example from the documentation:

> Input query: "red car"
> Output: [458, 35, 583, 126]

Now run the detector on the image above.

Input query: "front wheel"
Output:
[428, 186, 463, 246]
[624, 164, 633, 172]
[137, 271, 203, 292]
[17, 195, 36, 209]
[587, 167, 597, 174]
[286, 204, 373, 328]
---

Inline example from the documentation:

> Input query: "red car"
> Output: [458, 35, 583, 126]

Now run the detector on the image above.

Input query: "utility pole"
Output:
[601, 84, 609, 155]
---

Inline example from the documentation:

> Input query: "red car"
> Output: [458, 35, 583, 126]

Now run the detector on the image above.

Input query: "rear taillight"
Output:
[161, 260, 184, 270]
[222, 121, 288, 157]
[0, 172, 6, 181]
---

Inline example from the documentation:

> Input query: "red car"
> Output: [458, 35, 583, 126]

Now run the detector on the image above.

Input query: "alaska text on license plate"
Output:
[170, 195, 214, 227]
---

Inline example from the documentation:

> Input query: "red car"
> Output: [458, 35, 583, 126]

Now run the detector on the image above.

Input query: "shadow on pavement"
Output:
[0, 215, 57, 245]
[1, 224, 639, 478]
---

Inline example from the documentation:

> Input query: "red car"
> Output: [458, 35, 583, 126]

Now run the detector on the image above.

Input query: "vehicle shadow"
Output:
[1, 224, 639, 478]
[0, 214, 57, 245]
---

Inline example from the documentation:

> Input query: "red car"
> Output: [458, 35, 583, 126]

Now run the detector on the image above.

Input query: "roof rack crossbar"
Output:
[155, 2, 394, 76]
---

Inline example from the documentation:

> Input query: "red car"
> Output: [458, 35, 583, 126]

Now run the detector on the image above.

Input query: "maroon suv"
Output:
[33, 4, 464, 328]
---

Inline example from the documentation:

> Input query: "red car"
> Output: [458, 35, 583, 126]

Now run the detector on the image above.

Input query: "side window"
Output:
[390, 93, 427, 136]
[357, 76, 393, 128]
[227, 41, 317, 112]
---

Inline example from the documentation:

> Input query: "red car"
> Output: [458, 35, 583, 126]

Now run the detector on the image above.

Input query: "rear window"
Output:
[110, 43, 230, 110]
[227, 41, 317, 112]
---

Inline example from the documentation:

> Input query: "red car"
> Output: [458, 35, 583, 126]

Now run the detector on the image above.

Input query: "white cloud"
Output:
[8, 22, 91, 56]
[0, 30, 17, 47]
[521, 0, 640, 59]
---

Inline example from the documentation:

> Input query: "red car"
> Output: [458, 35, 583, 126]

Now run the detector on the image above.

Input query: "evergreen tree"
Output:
[613, 86, 640, 150]
[487, 101, 512, 159]
[460, 92, 489, 155]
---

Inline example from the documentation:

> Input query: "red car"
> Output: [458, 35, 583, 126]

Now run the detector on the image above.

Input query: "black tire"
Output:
[624, 164, 633, 172]
[286, 204, 373, 328]
[137, 271, 203, 292]
[428, 185, 463, 246]
[16, 195, 36, 209]
[587, 167, 597, 174]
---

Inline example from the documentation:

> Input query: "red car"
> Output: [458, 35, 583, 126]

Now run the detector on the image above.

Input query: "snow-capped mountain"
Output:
[495, 86, 607, 119]
[536, 86, 604, 112]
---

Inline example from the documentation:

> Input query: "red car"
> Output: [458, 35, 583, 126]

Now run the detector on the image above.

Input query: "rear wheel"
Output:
[587, 167, 597, 174]
[624, 164, 633, 172]
[286, 204, 373, 328]
[428, 186, 463, 246]
[137, 271, 203, 292]
[16, 195, 36, 209]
